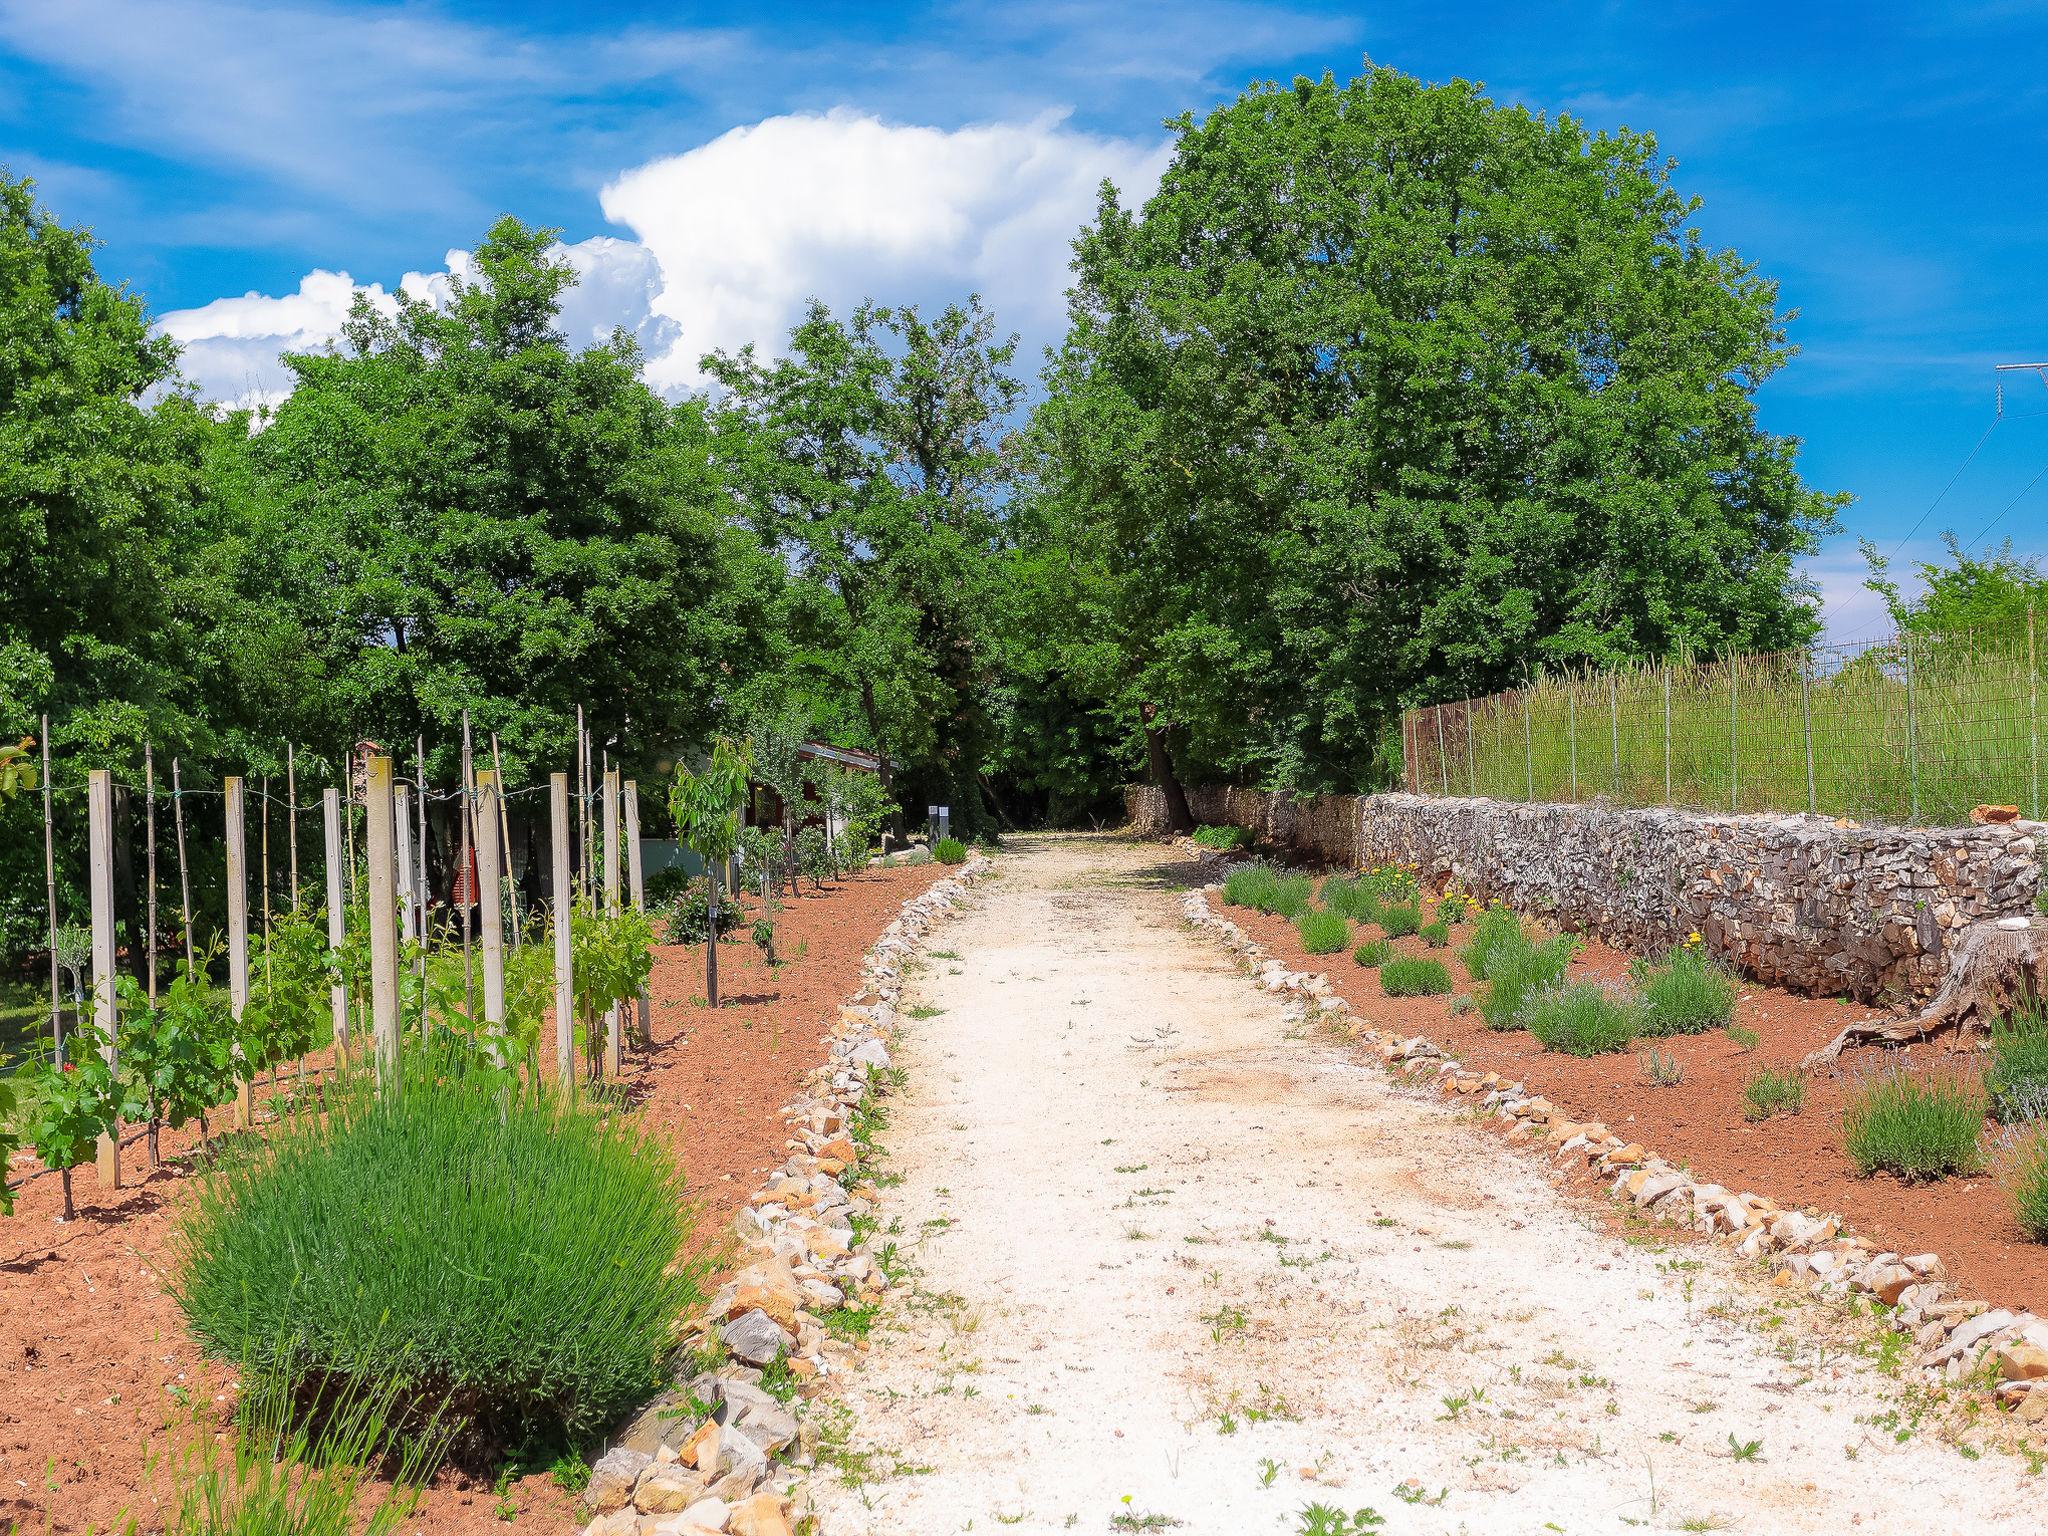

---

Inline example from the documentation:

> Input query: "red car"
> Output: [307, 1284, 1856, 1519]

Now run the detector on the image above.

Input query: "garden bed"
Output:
[1214, 877, 2048, 1321]
[0, 861, 946, 1535]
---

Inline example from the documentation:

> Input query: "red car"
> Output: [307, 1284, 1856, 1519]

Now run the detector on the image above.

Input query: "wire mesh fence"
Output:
[1402, 610, 2046, 828]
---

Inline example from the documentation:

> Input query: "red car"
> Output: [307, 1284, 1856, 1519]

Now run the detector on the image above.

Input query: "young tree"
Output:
[706, 297, 1020, 837]
[669, 737, 752, 1008]
[1040, 66, 1845, 794]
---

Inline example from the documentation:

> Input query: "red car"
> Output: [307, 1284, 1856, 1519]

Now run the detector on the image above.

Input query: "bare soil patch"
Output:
[1224, 884, 2048, 1319]
[0, 862, 941, 1535]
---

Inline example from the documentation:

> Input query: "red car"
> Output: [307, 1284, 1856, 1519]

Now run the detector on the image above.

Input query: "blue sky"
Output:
[4, 0, 2046, 639]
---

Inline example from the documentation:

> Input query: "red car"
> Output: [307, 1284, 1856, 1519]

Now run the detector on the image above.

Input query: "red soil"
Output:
[1221, 887, 2048, 1322]
[0, 863, 943, 1536]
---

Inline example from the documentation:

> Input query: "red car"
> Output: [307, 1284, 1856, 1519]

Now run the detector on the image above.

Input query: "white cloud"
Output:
[159, 237, 680, 409]
[159, 110, 1168, 406]
[600, 109, 1170, 389]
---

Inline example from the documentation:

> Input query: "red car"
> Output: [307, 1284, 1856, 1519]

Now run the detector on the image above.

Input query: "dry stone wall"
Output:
[1130, 785, 2045, 1003]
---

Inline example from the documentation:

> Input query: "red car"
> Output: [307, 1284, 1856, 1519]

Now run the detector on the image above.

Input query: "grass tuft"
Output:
[1295, 909, 1350, 955]
[1457, 905, 1524, 982]
[1418, 920, 1450, 949]
[1192, 825, 1255, 852]
[1524, 982, 1639, 1055]
[1636, 946, 1737, 1035]
[1319, 875, 1382, 925]
[933, 836, 968, 865]
[1351, 938, 1392, 969]
[2000, 1126, 2048, 1242]
[1379, 957, 1453, 997]
[1378, 902, 1422, 938]
[1842, 1066, 1985, 1182]
[1741, 1065, 1805, 1122]
[1985, 1006, 2048, 1123]
[1477, 934, 1575, 1032]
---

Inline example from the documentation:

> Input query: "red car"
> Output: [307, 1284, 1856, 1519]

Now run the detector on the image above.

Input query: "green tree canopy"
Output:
[1038, 67, 1846, 798]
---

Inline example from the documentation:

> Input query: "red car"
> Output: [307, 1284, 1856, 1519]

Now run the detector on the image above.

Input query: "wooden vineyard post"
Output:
[172, 757, 194, 971]
[490, 732, 521, 945]
[602, 769, 621, 1077]
[324, 788, 349, 1064]
[287, 743, 299, 909]
[1662, 667, 1673, 805]
[475, 769, 506, 1056]
[395, 782, 417, 942]
[624, 779, 649, 1052]
[364, 755, 400, 1093]
[1567, 687, 1578, 802]
[41, 715, 60, 1055]
[551, 772, 574, 1091]
[88, 770, 120, 1188]
[145, 745, 158, 1002]
[226, 777, 254, 1129]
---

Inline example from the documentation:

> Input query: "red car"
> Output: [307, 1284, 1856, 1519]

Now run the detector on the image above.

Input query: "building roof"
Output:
[795, 740, 881, 774]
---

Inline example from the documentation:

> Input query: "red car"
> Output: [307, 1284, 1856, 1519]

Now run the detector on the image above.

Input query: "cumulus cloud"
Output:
[159, 237, 680, 409]
[601, 109, 1171, 390]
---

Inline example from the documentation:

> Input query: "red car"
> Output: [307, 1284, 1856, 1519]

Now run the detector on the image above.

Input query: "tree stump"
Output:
[1803, 916, 2048, 1068]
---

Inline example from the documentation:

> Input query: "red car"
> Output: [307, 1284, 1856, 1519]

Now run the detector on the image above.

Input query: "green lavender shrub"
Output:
[1842, 1067, 1985, 1182]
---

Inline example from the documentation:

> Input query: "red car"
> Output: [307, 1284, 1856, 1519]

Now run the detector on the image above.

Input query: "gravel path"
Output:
[808, 835, 2040, 1534]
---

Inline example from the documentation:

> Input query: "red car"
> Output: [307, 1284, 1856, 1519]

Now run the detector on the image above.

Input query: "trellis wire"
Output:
[1403, 607, 2047, 828]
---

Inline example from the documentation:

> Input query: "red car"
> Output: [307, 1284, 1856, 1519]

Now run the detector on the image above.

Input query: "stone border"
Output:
[1175, 875, 2048, 1434]
[579, 856, 996, 1536]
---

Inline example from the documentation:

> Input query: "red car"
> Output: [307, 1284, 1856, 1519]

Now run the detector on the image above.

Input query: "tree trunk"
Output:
[1141, 703, 1195, 833]
[1803, 917, 2048, 1068]
[858, 673, 905, 846]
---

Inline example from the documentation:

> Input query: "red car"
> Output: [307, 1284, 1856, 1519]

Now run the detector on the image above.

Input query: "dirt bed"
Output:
[1222, 878, 2048, 1320]
[0, 861, 941, 1535]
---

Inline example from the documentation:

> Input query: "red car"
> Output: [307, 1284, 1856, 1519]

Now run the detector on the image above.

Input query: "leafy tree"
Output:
[706, 297, 1022, 837]
[1863, 534, 2048, 636]
[1039, 67, 1845, 800]
[669, 737, 752, 1007]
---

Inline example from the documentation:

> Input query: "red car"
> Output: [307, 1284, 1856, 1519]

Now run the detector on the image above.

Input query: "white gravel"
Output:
[807, 834, 2042, 1535]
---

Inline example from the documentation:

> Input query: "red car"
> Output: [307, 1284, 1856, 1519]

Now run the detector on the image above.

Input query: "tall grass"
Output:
[1379, 957, 1453, 996]
[1842, 1066, 1986, 1182]
[2000, 1127, 2048, 1243]
[1352, 938, 1392, 969]
[1220, 865, 1313, 918]
[1477, 934, 1576, 1032]
[1378, 902, 1422, 937]
[1636, 946, 1737, 1036]
[1319, 875, 1382, 924]
[1457, 906, 1524, 983]
[175, 1058, 707, 1454]
[1295, 909, 1350, 955]
[1986, 1006, 2048, 1123]
[1407, 617, 2048, 827]
[1524, 983, 1640, 1056]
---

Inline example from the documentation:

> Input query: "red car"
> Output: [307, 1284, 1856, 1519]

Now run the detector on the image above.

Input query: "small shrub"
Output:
[1263, 873, 1314, 918]
[1842, 1067, 1985, 1182]
[1223, 865, 1278, 911]
[1364, 862, 1419, 902]
[1636, 946, 1737, 1036]
[1352, 938, 1392, 969]
[933, 836, 968, 865]
[1457, 905, 1524, 982]
[1639, 1045, 1685, 1086]
[1419, 920, 1450, 949]
[1725, 1023, 1759, 1052]
[1296, 909, 1350, 955]
[1379, 903, 1421, 938]
[1525, 982, 1640, 1056]
[2001, 1126, 2048, 1242]
[1448, 993, 1475, 1015]
[1192, 824, 1254, 852]
[1985, 1007, 2048, 1123]
[1741, 1065, 1805, 1122]
[175, 1060, 708, 1454]
[1477, 935, 1575, 1032]
[1321, 875, 1381, 925]
[1379, 957, 1453, 997]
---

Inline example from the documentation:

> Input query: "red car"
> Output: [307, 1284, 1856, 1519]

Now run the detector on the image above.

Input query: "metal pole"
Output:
[624, 779, 649, 1052]
[491, 731, 521, 945]
[1464, 701, 1476, 797]
[475, 769, 506, 1056]
[2029, 602, 2040, 822]
[1801, 651, 1817, 815]
[414, 735, 429, 1032]
[172, 757, 194, 972]
[287, 743, 299, 910]
[1568, 687, 1578, 801]
[1522, 690, 1534, 801]
[395, 783, 416, 943]
[88, 770, 120, 1188]
[1662, 667, 1672, 804]
[551, 771, 574, 1092]
[576, 706, 590, 909]
[226, 778, 253, 1129]
[1433, 706, 1449, 797]
[364, 755, 400, 1092]
[145, 745, 158, 1004]
[1609, 672, 1620, 798]
[460, 710, 478, 1026]
[324, 788, 349, 1065]
[602, 768, 621, 1077]
[1728, 662, 1739, 814]
[41, 715, 60, 1056]
[1904, 632, 1921, 823]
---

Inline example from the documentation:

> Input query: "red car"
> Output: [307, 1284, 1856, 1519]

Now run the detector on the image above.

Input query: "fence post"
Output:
[1662, 667, 1672, 804]
[144, 745, 158, 1003]
[491, 732, 521, 946]
[1433, 706, 1449, 796]
[1567, 686, 1578, 801]
[226, 777, 254, 1128]
[88, 770, 120, 1188]
[364, 755, 401, 1093]
[475, 769, 506, 1056]
[323, 788, 349, 1064]
[1728, 664, 1739, 814]
[394, 782, 416, 943]
[602, 769, 622, 1077]
[1463, 703, 1476, 797]
[2029, 602, 2040, 822]
[1801, 651, 1817, 815]
[1609, 672, 1620, 798]
[1904, 632, 1921, 823]
[1521, 691, 1534, 801]
[287, 744, 299, 910]
[40, 716, 60, 1056]
[624, 779, 650, 1051]
[551, 771, 574, 1092]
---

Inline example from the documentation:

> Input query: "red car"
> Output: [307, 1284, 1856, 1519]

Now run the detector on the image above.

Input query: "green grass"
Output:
[1352, 938, 1392, 969]
[1379, 957, 1452, 997]
[1636, 946, 1737, 1036]
[1407, 623, 2048, 827]
[1295, 909, 1350, 955]
[1842, 1067, 1985, 1182]
[1524, 982, 1640, 1056]
[1319, 875, 1382, 924]
[1476, 934, 1575, 1032]
[0, 979, 48, 1072]
[1456, 905, 1524, 983]
[1418, 920, 1450, 949]
[1191, 825, 1255, 852]
[174, 1054, 709, 1456]
[1221, 866, 1313, 918]
[1741, 1065, 1805, 1122]
[2003, 1127, 2048, 1243]
[1378, 902, 1421, 938]
[1985, 1007, 2048, 1123]
[933, 836, 968, 865]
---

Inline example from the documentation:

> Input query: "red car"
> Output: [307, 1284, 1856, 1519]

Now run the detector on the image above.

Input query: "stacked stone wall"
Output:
[1130, 786, 2044, 1003]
